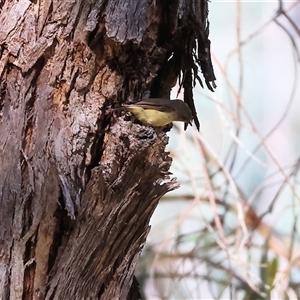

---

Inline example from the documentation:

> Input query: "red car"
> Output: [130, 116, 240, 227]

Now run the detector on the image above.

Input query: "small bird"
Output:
[115, 98, 193, 127]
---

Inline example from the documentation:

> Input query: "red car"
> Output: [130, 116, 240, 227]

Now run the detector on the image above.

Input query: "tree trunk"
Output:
[0, 0, 215, 299]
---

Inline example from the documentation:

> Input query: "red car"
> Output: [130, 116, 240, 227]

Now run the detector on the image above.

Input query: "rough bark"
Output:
[0, 0, 215, 299]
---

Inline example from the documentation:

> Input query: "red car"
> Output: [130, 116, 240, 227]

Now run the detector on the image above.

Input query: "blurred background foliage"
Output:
[136, 1, 300, 299]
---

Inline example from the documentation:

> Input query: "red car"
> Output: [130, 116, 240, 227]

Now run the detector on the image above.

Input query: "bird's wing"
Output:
[131, 99, 175, 113]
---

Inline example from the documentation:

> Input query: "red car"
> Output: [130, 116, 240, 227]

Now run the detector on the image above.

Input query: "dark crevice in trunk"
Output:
[46, 191, 75, 292]
[23, 234, 37, 300]
[20, 193, 34, 238]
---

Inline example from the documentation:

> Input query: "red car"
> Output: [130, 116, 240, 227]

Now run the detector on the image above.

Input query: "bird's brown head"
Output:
[172, 99, 193, 124]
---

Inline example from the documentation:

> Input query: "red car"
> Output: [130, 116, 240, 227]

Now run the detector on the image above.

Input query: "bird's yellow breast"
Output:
[128, 106, 175, 126]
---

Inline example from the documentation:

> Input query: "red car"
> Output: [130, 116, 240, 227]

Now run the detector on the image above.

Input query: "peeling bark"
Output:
[0, 0, 215, 299]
